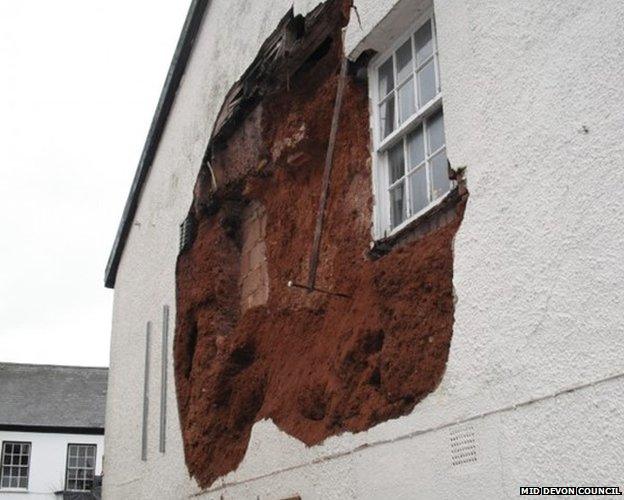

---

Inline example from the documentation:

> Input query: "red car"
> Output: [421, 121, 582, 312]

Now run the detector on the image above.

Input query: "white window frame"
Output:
[369, 9, 450, 240]
[0, 441, 31, 491]
[64, 443, 97, 492]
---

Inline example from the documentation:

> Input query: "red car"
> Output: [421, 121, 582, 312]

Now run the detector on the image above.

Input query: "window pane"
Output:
[407, 126, 425, 169]
[10, 476, 18, 488]
[378, 57, 394, 98]
[427, 110, 445, 153]
[389, 182, 406, 228]
[409, 165, 429, 214]
[379, 97, 395, 138]
[430, 150, 450, 200]
[397, 78, 415, 124]
[396, 39, 413, 83]
[20, 455, 28, 466]
[2, 466, 10, 479]
[1, 476, 9, 488]
[18, 477, 27, 489]
[86, 447, 95, 459]
[388, 142, 405, 184]
[414, 21, 433, 66]
[5, 443, 13, 454]
[417, 60, 436, 106]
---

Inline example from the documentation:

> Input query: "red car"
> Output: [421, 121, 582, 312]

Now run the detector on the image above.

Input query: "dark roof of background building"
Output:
[0, 363, 108, 430]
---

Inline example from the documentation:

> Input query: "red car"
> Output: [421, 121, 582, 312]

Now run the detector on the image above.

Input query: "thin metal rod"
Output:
[159, 306, 169, 453]
[307, 32, 349, 291]
[141, 322, 151, 461]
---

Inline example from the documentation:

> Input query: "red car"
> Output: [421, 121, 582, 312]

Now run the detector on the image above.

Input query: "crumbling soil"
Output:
[174, 1, 467, 488]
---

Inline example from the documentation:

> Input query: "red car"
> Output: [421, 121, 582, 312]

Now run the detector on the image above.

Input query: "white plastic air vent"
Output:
[449, 423, 478, 466]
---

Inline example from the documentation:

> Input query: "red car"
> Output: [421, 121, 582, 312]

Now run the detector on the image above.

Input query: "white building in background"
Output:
[0, 363, 107, 499]
[103, 0, 624, 498]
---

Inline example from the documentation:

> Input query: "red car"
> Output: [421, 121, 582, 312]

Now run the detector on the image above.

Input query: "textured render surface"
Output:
[437, 0, 624, 426]
[105, 0, 624, 498]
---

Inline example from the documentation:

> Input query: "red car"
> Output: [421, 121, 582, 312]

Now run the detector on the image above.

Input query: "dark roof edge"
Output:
[0, 424, 104, 435]
[104, 0, 211, 289]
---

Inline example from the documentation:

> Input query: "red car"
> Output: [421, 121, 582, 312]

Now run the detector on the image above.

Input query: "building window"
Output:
[0, 441, 31, 489]
[370, 15, 450, 238]
[65, 444, 96, 492]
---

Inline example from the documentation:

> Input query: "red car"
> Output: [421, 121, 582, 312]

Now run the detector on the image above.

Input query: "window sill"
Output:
[54, 489, 94, 497]
[0, 488, 29, 493]
[368, 183, 467, 259]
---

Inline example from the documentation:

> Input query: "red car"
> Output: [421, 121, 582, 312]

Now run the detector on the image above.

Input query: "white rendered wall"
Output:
[0, 431, 104, 499]
[104, 0, 624, 498]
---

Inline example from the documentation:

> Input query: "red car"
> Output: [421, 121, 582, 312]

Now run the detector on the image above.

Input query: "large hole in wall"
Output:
[173, 0, 467, 489]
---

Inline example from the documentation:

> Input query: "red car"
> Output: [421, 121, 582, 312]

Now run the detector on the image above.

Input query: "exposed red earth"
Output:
[174, 0, 467, 487]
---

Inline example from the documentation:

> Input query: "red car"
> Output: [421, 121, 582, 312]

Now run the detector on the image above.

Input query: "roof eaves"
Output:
[104, 0, 210, 289]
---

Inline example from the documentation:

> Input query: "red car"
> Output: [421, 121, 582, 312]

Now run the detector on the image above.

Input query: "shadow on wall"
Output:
[173, 0, 467, 488]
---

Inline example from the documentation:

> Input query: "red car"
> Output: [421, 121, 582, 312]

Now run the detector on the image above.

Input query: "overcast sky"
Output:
[0, 1, 190, 367]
